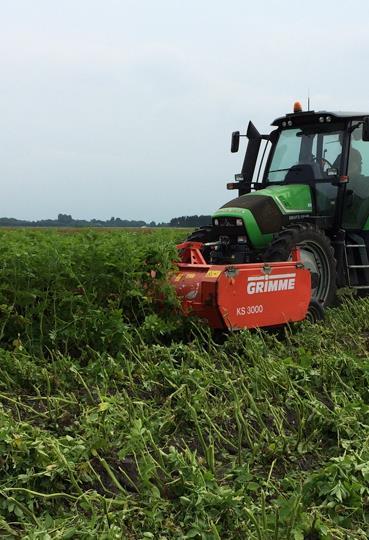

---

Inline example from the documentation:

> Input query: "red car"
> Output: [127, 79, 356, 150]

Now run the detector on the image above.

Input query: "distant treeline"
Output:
[0, 213, 212, 228]
[168, 215, 211, 228]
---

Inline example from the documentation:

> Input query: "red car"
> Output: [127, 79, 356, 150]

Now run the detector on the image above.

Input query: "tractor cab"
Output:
[229, 106, 369, 233]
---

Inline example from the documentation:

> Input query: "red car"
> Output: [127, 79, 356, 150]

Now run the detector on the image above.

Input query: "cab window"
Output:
[266, 125, 345, 183]
[343, 123, 369, 228]
[350, 123, 369, 175]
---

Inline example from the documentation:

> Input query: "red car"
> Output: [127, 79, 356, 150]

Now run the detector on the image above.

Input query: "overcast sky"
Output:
[1, 0, 369, 222]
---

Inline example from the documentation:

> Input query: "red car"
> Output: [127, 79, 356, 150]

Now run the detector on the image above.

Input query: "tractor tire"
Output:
[263, 223, 336, 307]
[306, 299, 325, 323]
[185, 226, 215, 243]
[184, 226, 216, 262]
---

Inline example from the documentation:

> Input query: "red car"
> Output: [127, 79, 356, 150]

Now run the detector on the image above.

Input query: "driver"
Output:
[348, 147, 368, 198]
[349, 147, 363, 177]
[343, 147, 369, 227]
[333, 146, 367, 191]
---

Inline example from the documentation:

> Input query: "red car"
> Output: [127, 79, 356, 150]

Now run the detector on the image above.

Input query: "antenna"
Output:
[307, 88, 311, 111]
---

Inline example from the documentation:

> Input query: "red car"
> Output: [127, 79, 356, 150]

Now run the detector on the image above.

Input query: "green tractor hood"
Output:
[212, 184, 312, 248]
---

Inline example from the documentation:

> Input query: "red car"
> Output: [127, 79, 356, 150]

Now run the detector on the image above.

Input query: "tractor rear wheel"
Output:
[263, 223, 336, 307]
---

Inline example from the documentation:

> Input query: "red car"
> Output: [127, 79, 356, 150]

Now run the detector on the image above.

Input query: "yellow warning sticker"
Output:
[205, 270, 222, 278]
[174, 274, 183, 281]
[186, 273, 196, 279]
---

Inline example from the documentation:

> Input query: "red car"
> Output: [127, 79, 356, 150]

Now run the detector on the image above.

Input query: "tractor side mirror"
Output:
[363, 117, 369, 141]
[231, 131, 240, 153]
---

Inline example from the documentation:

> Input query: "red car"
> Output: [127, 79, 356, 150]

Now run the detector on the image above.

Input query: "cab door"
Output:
[343, 123, 369, 229]
[313, 131, 341, 218]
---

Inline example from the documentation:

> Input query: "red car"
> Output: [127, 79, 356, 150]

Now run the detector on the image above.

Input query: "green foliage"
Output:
[0, 229, 368, 538]
[0, 229, 188, 357]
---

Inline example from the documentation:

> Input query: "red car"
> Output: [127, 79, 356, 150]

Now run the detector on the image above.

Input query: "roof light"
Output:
[319, 116, 325, 123]
[326, 116, 331, 122]
[282, 121, 287, 127]
[293, 101, 303, 113]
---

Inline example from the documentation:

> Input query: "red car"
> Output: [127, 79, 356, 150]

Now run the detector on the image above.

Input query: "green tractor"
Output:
[187, 103, 369, 307]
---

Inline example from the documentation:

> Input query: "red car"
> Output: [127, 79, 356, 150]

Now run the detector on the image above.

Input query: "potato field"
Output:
[0, 228, 369, 539]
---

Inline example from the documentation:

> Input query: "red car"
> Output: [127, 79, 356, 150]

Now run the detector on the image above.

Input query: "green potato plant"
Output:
[0, 229, 367, 538]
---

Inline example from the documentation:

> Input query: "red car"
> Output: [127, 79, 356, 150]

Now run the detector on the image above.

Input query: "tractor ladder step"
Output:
[344, 242, 369, 287]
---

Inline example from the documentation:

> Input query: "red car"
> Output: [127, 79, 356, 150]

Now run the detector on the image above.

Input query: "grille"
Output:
[212, 216, 247, 239]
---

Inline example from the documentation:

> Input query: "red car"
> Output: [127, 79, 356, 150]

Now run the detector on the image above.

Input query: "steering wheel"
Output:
[312, 156, 333, 172]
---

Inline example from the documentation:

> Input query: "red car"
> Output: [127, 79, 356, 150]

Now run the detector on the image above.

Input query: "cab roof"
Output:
[272, 111, 369, 127]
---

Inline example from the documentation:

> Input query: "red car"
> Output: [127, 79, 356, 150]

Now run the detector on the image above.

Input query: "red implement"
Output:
[171, 242, 312, 330]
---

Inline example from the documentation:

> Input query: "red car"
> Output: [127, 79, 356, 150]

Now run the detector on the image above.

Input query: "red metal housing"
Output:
[171, 242, 311, 330]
